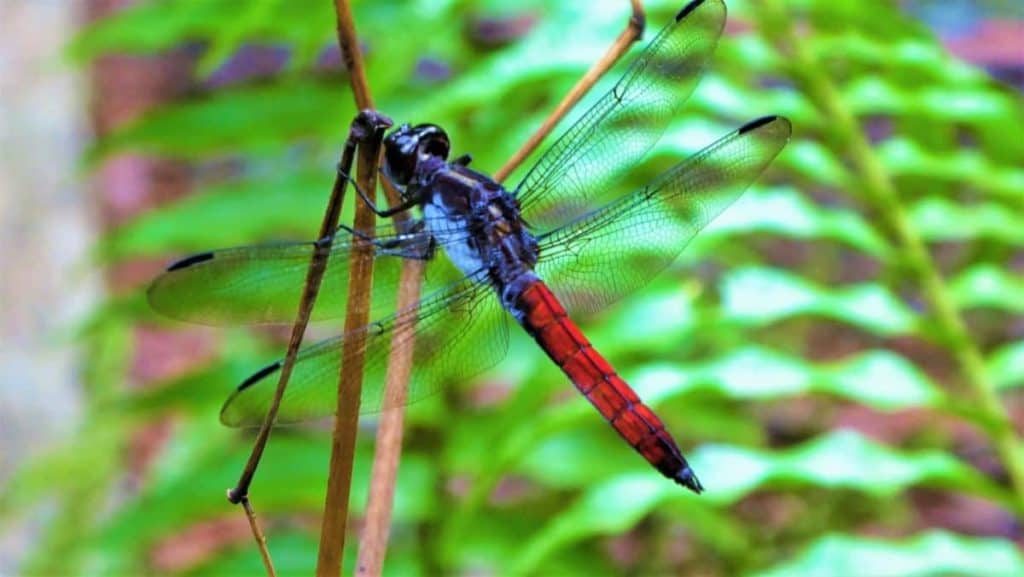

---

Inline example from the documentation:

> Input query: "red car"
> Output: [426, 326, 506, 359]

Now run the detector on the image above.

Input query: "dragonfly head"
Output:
[383, 123, 451, 190]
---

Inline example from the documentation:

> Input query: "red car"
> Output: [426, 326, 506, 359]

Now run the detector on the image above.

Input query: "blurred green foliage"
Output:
[3, 0, 1023, 575]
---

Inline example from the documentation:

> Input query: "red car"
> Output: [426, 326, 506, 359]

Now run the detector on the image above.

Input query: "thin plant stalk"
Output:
[355, 257, 424, 577]
[493, 0, 645, 183]
[316, 1, 383, 574]
[334, 0, 372, 110]
[240, 497, 275, 577]
[354, 164, 423, 575]
[756, 0, 1024, 513]
[316, 126, 386, 575]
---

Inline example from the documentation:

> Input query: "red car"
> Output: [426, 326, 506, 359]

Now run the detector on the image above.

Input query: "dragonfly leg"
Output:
[379, 233, 435, 261]
[325, 222, 372, 245]
[327, 222, 436, 261]
[336, 163, 423, 219]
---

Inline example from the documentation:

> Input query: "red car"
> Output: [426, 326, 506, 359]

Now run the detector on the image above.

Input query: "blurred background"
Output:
[1, 0, 1022, 575]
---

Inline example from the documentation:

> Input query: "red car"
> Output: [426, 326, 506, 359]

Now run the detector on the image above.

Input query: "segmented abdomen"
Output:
[511, 280, 703, 493]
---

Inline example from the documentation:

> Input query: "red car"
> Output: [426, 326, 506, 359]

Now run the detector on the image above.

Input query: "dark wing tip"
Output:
[738, 115, 783, 135]
[166, 251, 214, 272]
[676, 465, 705, 494]
[218, 394, 240, 427]
[219, 360, 281, 427]
[675, 0, 706, 21]
[148, 252, 215, 315]
[238, 361, 281, 392]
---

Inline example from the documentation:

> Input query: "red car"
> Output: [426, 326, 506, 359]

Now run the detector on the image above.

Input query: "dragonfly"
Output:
[148, 0, 790, 493]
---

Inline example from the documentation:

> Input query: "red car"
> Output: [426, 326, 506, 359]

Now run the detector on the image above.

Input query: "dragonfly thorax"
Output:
[422, 163, 540, 303]
[384, 121, 540, 290]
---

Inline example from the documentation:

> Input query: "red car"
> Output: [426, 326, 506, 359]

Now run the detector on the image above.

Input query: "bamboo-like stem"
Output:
[756, 0, 1024, 512]
[316, 133, 384, 575]
[493, 0, 645, 183]
[316, 2, 381, 574]
[353, 154, 422, 574]
[355, 258, 423, 577]
[334, 0, 372, 110]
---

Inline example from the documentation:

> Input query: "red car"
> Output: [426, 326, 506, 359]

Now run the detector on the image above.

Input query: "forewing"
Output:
[514, 0, 726, 232]
[535, 116, 791, 316]
[147, 225, 457, 325]
[219, 271, 509, 425]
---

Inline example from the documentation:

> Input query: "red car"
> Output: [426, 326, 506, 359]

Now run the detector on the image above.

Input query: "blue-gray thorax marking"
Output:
[418, 164, 541, 310]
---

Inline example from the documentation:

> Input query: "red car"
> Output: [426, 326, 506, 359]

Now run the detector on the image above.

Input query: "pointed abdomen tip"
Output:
[676, 466, 705, 494]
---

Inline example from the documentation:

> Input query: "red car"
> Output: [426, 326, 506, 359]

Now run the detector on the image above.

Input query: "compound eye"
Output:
[383, 125, 419, 186]
[416, 125, 450, 160]
[384, 143, 415, 185]
[382, 123, 451, 186]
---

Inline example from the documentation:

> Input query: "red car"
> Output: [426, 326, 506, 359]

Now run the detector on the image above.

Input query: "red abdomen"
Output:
[513, 280, 703, 493]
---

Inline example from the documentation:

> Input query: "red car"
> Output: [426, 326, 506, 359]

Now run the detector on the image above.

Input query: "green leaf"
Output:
[720, 267, 918, 335]
[0, 422, 122, 519]
[184, 530, 427, 577]
[630, 346, 944, 410]
[582, 283, 699, 357]
[116, 332, 266, 419]
[799, 1, 935, 39]
[990, 341, 1024, 390]
[508, 474, 672, 575]
[950, 265, 1024, 313]
[910, 196, 1024, 245]
[750, 530, 1024, 577]
[68, 0, 335, 68]
[779, 140, 850, 188]
[94, 429, 437, 564]
[97, 168, 334, 261]
[844, 76, 1024, 126]
[517, 426, 1005, 503]
[511, 431, 1005, 575]
[69, 0, 246, 61]
[196, 0, 289, 77]
[702, 186, 889, 256]
[511, 348, 949, 492]
[880, 139, 1024, 203]
[809, 34, 984, 85]
[185, 532, 320, 577]
[693, 430, 1007, 506]
[87, 79, 351, 162]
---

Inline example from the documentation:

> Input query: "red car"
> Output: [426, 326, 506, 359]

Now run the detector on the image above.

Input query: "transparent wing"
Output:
[514, 0, 726, 231]
[536, 116, 791, 316]
[147, 222, 469, 325]
[219, 270, 509, 425]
